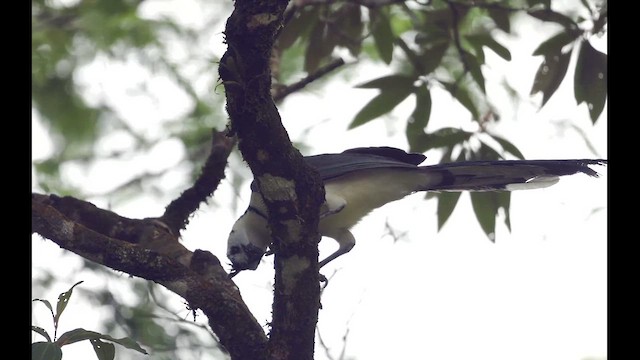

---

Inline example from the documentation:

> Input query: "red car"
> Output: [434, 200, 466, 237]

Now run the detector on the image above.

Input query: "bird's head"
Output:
[227, 209, 271, 272]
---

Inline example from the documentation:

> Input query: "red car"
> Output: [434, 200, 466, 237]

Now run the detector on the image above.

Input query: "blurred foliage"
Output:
[32, 0, 607, 238]
[32, 0, 229, 199]
[32, 260, 225, 360]
[32, 0, 606, 358]
[273, 0, 606, 238]
[32, 1, 232, 358]
[32, 281, 148, 360]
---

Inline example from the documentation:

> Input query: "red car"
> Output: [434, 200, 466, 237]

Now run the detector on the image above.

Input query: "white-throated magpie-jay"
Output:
[227, 146, 606, 273]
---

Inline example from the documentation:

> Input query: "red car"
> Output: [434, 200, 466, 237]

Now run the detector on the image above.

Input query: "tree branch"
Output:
[161, 130, 237, 235]
[32, 193, 268, 359]
[219, 1, 325, 359]
[272, 58, 346, 103]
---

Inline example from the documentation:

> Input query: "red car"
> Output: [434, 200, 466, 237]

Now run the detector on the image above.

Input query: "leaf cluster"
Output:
[272, 0, 606, 239]
[32, 0, 606, 247]
[32, 281, 148, 360]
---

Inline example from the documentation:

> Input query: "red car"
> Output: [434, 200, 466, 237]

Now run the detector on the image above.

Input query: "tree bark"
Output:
[220, 1, 324, 359]
[32, 1, 325, 359]
[32, 193, 269, 359]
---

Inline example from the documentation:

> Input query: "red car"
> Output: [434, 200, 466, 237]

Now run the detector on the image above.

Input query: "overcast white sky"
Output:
[32, 1, 607, 359]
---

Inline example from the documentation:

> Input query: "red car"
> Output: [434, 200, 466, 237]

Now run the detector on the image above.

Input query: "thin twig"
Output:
[272, 58, 346, 103]
[160, 130, 236, 234]
[316, 326, 338, 360]
[161, 130, 236, 235]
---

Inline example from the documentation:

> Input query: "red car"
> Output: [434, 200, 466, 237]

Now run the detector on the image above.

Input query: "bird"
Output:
[227, 146, 606, 274]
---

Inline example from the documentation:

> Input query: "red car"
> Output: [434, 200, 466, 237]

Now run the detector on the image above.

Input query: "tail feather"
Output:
[420, 159, 607, 192]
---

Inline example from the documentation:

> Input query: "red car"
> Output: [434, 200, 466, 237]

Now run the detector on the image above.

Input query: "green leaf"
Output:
[574, 39, 607, 123]
[499, 192, 512, 232]
[488, 8, 511, 33]
[355, 74, 416, 89]
[55, 328, 107, 346]
[370, 8, 394, 64]
[416, 40, 449, 75]
[482, 37, 512, 61]
[55, 281, 84, 327]
[334, 3, 363, 57]
[461, 51, 486, 93]
[420, 127, 473, 152]
[102, 335, 148, 354]
[277, 8, 318, 50]
[350, 75, 416, 129]
[32, 342, 63, 360]
[349, 88, 414, 129]
[91, 339, 116, 360]
[470, 192, 498, 241]
[489, 135, 525, 160]
[406, 86, 432, 152]
[419, 7, 453, 33]
[55, 328, 148, 354]
[33, 298, 55, 318]
[465, 34, 512, 61]
[304, 21, 336, 73]
[530, 50, 571, 108]
[437, 191, 462, 230]
[413, 9, 451, 75]
[32, 326, 52, 343]
[532, 30, 581, 56]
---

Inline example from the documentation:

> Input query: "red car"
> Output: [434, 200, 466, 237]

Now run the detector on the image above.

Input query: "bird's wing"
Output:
[305, 147, 425, 181]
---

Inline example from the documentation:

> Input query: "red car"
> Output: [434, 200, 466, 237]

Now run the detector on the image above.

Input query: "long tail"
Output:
[419, 159, 607, 192]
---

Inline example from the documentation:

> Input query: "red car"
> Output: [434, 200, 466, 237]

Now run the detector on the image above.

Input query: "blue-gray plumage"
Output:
[227, 147, 606, 274]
